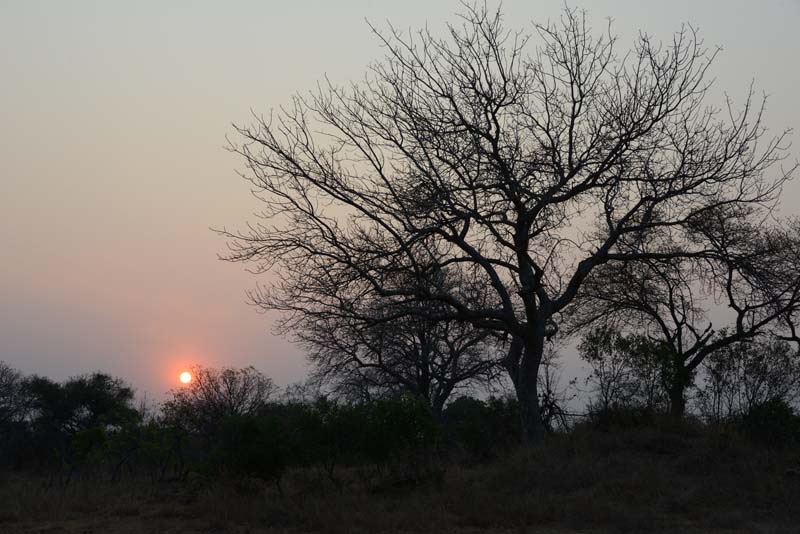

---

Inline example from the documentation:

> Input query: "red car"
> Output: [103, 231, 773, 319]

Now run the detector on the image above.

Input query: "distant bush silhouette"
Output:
[736, 398, 800, 447]
[159, 388, 439, 490]
[20, 372, 139, 479]
[0, 361, 32, 468]
[211, 414, 288, 492]
[586, 405, 660, 432]
[579, 327, 671, 416]
[697, 336, 800, 423]
[442, 396, 520, 460]
[163, 365, 276, 436]
[2, 359, 799, 502]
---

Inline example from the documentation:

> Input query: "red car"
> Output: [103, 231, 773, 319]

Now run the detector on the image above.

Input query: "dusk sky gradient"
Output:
[2, 1, 799, 400]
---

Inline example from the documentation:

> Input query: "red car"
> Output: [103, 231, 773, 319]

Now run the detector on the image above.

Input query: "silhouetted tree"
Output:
[697, 336, 800, 422]
[26, 373, 138, 435]
[300, 297, 503, 417]
[0, 361, 29, 427]
[536, 344, 576, 431]
[255, 247, 503, 416]
[223, 5, 794, 441]
[22, 372, 139, 478]
[579, 327, 670, 414]
[164, 365, 276, 435]
[0, 362, 32, 468]
[571, 225, 800, 416]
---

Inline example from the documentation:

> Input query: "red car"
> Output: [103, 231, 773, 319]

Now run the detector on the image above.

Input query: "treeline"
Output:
[0, 363, 522, 488]
[3, 331, 800, 490]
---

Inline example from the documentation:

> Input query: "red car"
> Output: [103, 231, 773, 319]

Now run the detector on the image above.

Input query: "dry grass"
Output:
[2, 424, 799, 533]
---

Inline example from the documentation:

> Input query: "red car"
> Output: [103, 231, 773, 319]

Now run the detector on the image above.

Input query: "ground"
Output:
[3, 424, 799, 533]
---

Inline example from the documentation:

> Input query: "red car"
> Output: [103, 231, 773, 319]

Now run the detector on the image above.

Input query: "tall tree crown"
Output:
[224, 5, 793, 337]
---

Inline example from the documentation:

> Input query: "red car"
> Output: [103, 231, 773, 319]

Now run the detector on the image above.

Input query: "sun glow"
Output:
[179, 371, 192, 384]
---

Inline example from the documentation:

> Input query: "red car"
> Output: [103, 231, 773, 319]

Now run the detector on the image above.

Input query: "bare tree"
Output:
[164, 365, 277, 435]
[222, 5, 794, 442]
[306, 312, 503, 417]
[275, 264, 504, 417]
[580, 327, 646, 413]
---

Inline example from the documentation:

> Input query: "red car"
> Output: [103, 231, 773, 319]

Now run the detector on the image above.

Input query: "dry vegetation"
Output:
[3, 422, 799, 534]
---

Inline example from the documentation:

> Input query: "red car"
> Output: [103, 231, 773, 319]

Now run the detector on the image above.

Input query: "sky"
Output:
[1, 0, 799, 400]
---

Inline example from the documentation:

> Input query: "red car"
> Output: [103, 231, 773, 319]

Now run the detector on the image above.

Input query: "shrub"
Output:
[587, 405, 659, 431]
[357, 397, 437, 472]
[736, 397, 800, 447]
[442, 396, 519, 460]
[213, 415, 287, 487]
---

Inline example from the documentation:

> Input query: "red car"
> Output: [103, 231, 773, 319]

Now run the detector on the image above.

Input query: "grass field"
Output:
[2, 423, 799, 534]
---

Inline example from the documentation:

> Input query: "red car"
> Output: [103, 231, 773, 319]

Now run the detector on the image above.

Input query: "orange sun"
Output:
[179, 371, 192, 384]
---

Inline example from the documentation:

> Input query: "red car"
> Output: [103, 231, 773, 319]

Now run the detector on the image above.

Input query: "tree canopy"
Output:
[223, 5, 796, 441]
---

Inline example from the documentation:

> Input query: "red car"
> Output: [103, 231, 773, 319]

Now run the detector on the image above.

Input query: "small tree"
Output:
[25, 373, 139, 436]
[537, 344, 576, 432]
[23, 373, 139, 477]
[0, 362, 33, 469]
[258, 253, 504, 417]
[164, 365, 277, 435]
[697, 336, 800, 422]
[303, 305, 503, 418]
[579, 327, 670, 414]
[571, 226, 800, 417]
[0, 361, 29, 427]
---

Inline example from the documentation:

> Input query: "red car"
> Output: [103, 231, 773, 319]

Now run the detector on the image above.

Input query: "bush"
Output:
[357, 397, 437, 473]
[736, 398, 800, 447]
[198, 397, 438, 489]
[697, 337, 800, 423]
[587, 405, 659, 431]
[213, 415, 287, 487]
[442, 396, 519, 460]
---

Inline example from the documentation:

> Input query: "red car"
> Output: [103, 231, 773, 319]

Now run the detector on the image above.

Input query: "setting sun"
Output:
[179, 371, 192, 384]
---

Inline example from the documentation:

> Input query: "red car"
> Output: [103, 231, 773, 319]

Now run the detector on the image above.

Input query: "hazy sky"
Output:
[1, 1, 799, 399]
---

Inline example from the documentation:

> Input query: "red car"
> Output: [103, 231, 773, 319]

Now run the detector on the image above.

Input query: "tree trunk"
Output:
[669, 386, 686, 417]
[515, 374, 545, 444]
[506, 334, 546, 444]
[431, 394, 447, 423]
[667, 363, 691, 417]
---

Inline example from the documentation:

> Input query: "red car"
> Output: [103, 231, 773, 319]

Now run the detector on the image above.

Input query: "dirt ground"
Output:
[5, 516, 797, 534]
